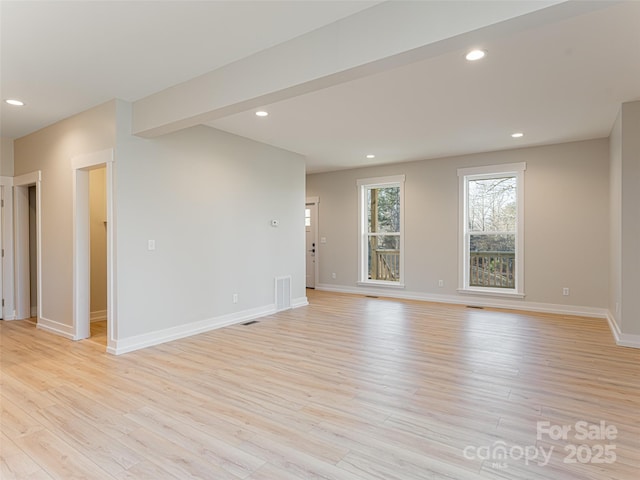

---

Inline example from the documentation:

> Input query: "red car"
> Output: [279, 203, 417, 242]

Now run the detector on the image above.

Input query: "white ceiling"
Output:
[208, 1, 640, 172]
[0, 0, 377, 139]
[2, 1, 640, 173]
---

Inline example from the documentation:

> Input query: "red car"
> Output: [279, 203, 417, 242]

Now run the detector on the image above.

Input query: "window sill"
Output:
[457, 288, 525, 299]
[358, 281, 406, 289]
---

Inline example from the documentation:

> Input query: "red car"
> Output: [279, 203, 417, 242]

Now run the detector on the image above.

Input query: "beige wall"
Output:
[0, 137, 15, 176]
[90, 167, 107, 314]
[13, 101, 116, 328]
[307, 138, 610, 310]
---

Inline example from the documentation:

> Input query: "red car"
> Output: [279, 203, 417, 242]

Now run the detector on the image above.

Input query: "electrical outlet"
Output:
[562, 288, 570, 296]
[232, 293, 238, 304]
[331, 273, 336, 279]
[438, 280, 444, 288]
[148, 239, 155, 251]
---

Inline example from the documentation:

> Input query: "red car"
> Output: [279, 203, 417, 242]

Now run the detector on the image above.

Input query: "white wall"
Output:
[307, 138, 610, 312]
[619, 101, 640, 336]
[13, 101, 116, 331]
[610, 100, 640, 340]
[115, 101, 306, 341]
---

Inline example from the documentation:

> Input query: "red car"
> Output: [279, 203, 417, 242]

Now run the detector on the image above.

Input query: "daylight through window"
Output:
[357, 175, 405, 286]
[458, 163, 525, 295]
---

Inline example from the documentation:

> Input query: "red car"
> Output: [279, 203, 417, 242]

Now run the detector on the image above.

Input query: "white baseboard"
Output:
[2, 310, 17, 321]
[37, 316, 75, 340]
[90, 310, 107, 322]
[108, 302, 295, 355]
[291, 296, 309, 308]
[606, 312, 640, 348]
[315, 283, 608, 318]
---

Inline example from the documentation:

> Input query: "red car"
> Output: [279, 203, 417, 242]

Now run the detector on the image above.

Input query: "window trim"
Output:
[357, 175, 405, 288]
[457, 163, 526, 297]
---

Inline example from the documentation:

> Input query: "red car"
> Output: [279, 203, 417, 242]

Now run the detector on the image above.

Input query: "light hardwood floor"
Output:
[1, 290, 639, 479]
[89, 321, 108, 347]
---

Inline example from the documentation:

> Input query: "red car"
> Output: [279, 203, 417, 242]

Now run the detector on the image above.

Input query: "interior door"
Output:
[305, 201, 317, 288]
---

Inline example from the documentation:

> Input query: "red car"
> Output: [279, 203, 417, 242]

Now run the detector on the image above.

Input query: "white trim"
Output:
[13, 171, 41, 186]
[457, 162, 526, 177]
[357, 281, 405, 289]
[0, 176, 14, 320]
[71, 149, 116, 352]
[606, 312, 640, 349]
[457, 287, 525, 299]
[305, 197, 319, 289]
[72, 149, 113, 170]
[37, 316, 75, 340]
[292, 296, 309, 308]
[13, 171, 42, 322]
[356, 174, 405, 188]
[357, 174, 405, 286]
[316, 283, 608, 319]
[90, 309, 107, 322]
[458, 163, 525, 296]
[108, 303, 275, 355]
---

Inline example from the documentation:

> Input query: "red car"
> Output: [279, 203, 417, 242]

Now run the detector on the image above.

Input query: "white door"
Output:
[305, 200, 318, 288]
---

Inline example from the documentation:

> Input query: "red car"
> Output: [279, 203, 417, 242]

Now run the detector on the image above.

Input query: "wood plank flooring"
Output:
[1, 290, 639, 479]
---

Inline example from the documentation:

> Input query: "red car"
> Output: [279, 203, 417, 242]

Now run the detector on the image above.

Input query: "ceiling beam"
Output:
[132, 0, 589, 138]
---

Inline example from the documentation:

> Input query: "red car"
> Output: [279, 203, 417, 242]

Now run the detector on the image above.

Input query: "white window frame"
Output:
[458, 163, 526, 298]
[357, 175, 405, 288]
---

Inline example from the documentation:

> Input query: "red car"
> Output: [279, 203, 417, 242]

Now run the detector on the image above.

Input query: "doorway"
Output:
[88, 167, 107, 345]
[305, 197, 318, 289]
[13, 171, 41, 321]
[72, 148, 114, 351]
[29, 186, 37, 318]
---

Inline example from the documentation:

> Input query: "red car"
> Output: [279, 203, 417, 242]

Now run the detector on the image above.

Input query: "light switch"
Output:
[320, 237, 327, 244]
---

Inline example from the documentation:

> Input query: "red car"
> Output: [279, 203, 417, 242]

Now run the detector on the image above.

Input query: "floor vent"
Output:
[365, 295, 379, 298]
[467, 305, 484, 309]
[275, 276, 292, 311]
[242, 320, 259, 326]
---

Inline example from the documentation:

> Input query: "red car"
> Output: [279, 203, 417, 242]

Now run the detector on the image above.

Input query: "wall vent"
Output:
[275, 276, 292, 311]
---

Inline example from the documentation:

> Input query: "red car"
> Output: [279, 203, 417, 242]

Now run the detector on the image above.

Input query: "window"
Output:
[357, 175, 405, 286]
[458, 163, 525, 296]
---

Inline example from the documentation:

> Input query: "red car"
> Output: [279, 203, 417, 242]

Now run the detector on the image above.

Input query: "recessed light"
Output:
[255, 111, 268, 117]
[366, 154, 375, 159]
[5, 99, 25, 106]
[465, 49, 486, 61]
[511, 132, 524, 138]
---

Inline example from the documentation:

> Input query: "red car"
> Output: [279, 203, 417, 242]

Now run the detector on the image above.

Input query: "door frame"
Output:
[13, 171, 42, 321]
[305, 197, 319, 289]
[72, 149, 116, 351]
[0, 176, 14, 320]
